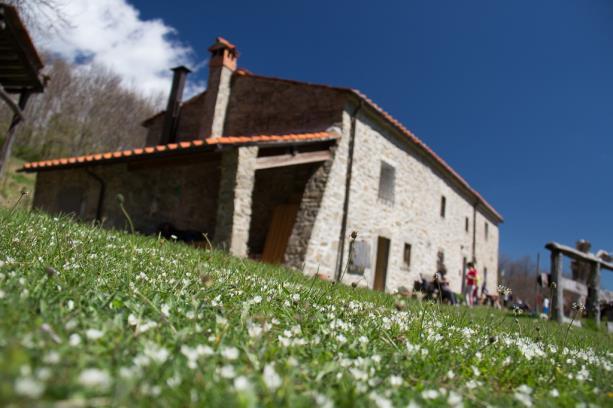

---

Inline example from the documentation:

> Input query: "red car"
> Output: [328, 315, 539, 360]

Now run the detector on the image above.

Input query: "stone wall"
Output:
[145, 93, 208, 146]
[213, 147, 258, 256]
[33, 156, 222, 238]
[474, 209, 500, 293]
[300, 106, 500, 294]
[223, 76, 346, 137]
[336, 110, 500, 294]
[300, 119, 352, 279]
[284, 158, 334, 269]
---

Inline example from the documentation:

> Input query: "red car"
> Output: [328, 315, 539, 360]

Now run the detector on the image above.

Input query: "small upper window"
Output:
[440, 196, 446, 218]
[465, 217, 469, 232]
[403, 243, 412, 268]
[485, 222, 489, 240]
[378, 161, 395, 203]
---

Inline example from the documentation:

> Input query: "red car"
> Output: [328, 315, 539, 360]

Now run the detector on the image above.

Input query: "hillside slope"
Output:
[0, 210, 611, 406]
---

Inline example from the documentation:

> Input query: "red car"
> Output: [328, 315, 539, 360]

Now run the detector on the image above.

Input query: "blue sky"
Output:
[60, 1, 613, 287]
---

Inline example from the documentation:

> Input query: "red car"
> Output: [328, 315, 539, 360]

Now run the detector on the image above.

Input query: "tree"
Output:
[2, 0, 69, 35]
[499, 254, 538, 309]
[0, 56, 162, 162]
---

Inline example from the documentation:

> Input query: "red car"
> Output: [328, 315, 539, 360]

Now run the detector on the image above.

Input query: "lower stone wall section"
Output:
[32, 156, 222, 239]
[213, 146, 258, 256]
[284, 159, 333, 269]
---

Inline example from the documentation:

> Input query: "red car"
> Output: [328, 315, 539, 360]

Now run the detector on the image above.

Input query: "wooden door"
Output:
[373, 236, 390, 291]
[261, 204, 299, 264]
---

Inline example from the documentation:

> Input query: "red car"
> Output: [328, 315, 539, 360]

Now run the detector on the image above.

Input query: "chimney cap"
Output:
[208, 37, 237, 53]
[171, 65, 192, 74]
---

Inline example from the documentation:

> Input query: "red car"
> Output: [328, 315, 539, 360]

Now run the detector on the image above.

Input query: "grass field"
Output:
[0, 157, 35, 210]
[0, 209, 611, 407]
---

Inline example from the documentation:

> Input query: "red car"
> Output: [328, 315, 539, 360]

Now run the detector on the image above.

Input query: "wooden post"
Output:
[550, 249, 564, 323]
[0, 90, 30, 180]
[587, 261, 601, 327]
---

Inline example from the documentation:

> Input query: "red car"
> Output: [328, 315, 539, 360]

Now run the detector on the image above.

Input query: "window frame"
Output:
[377, 161, 396, 204]
[403, 243, 412, 269]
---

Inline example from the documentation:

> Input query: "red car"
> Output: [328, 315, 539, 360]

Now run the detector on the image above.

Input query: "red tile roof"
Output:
[234, 71, 503, 222]
[21, 132, 337, 172]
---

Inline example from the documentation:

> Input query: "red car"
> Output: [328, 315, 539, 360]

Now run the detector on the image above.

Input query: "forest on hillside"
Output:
[0, 57, 162, 162]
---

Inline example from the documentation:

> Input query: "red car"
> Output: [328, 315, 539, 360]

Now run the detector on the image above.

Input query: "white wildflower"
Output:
[447, 391, 463, 406]
[369, 391, 393, 408]
[263, 363, 282, 391]
[311, 392, 334, 408]
[471, 366, 480, 377]
[78, 368, 111, 390]
[85, 328, 104, 340]
[43, 351, 60, 364]
[161, 303, 170, 317]
[575, 365, 590, 382]
[69, 333, 81, 346]
[422, 389, 439, 399]
[216, 315, 228, 327]
[517, 384, 533, 395]
[234, 375, 252, 391]
[349, 368, 368, 381]
[219, 365, 236, 379]
[389, 375, 403, 386]
[549, 389, 559, 397]
[15, 377, 45, 398]
[222, 346, 240, 361]
[143, 343, 169, 364]
[67, 299, 75, 311]
[514, 391, 532, 407]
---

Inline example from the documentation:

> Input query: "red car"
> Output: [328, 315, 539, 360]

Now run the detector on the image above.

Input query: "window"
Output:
[378, 161, 395, 203]
[465, 217, 469, 232]
[348, 240, 371, 275]
[440, 196, 446, 218]
[485, 222, 489, 240]
[403, 243, 412, 268]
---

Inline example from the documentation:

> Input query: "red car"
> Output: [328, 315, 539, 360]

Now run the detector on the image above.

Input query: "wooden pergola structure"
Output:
[0, 4, 45, 177]
[546, 242, 613, 326]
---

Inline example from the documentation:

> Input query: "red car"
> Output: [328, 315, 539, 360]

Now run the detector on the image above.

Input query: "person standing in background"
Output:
[465, 262, 478, 307]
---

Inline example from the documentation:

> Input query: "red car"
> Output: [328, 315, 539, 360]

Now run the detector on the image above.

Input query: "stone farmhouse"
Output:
[22, 38, 503, 294]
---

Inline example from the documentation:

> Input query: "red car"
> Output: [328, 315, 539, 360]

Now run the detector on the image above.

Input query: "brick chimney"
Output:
[198, 37, 238, 139]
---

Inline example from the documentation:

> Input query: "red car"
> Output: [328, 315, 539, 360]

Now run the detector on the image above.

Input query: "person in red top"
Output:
[465, 262, 478, 306]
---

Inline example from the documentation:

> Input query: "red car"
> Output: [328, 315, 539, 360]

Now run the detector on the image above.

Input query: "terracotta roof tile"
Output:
[21, 132, 338, 173]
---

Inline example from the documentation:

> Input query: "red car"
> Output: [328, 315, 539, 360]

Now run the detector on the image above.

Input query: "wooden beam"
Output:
[545, 242, 613, 271]
[0, 85, 23, 120]
[255, 150, 332, 170]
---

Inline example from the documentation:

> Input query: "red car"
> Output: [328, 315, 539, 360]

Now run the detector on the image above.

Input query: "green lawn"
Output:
[0, 210, 611, 407]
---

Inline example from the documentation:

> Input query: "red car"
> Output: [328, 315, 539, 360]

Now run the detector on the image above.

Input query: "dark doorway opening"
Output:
[374, 236, 391, 291]
[248, 162, 320, 263]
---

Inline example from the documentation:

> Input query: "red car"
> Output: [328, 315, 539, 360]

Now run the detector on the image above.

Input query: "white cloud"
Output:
[30, 0, 204, 98]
